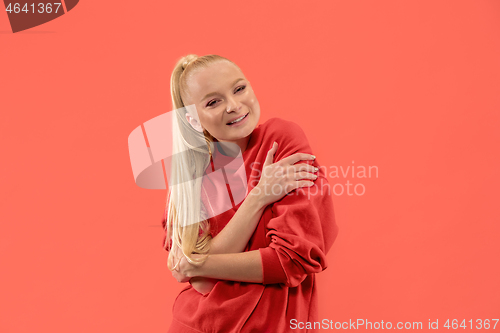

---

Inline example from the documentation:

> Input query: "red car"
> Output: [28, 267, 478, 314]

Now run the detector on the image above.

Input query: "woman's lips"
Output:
[227, 112, 249, 126]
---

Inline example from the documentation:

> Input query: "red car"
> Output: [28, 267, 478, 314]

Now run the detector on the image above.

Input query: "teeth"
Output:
[229, 114, 246, 124]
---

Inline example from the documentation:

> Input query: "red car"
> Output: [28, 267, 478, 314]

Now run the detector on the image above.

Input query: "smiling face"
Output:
[182, 60, 260, 154]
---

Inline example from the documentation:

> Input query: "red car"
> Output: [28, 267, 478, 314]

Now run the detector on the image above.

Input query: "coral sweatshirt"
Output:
[162, 117, 339, 333]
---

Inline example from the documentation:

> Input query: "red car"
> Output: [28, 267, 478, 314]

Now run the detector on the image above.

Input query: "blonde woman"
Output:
[162, 54, 339, 332]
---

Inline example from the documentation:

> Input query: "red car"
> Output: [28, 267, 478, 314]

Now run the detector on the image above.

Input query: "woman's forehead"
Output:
[185, 61, 245, 100]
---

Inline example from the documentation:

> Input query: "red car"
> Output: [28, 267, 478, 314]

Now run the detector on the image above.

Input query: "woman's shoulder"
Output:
[261, 117, 299, 129]
[259, 117, 309, 148]
[259, 117, 306, 140]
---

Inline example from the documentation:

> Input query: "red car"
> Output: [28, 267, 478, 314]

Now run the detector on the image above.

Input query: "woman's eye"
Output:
[235, 85, 246, 93]
[206, 87, 245, 107]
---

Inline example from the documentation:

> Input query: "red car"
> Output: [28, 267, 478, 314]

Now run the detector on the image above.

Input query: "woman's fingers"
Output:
[253, 146, 320, 206]
[263, 141, 278, 168]
[171, 253, 191, 283]
[295, 171, 319, 181]
[263, 144, 314, 170]
[282, 180, 315, 194]
[279, 152, 315, 166]
[291, 163, 318, 174]
[285, 165, 319, 193]
[296, 180, 315, 189]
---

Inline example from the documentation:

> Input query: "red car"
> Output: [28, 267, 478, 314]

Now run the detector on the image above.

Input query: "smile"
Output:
[227, 112, 249, 125]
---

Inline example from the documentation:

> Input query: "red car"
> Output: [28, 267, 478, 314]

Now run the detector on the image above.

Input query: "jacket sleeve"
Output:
[258, 119, 339, 287]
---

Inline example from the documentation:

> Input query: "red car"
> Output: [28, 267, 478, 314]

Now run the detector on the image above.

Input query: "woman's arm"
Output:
[178, 174, 338, 288]
[208, 143, 316, 255]
[176, 121, 339, 288]
[179, 251, 264, 283]
[188, 187, 266, 294]
[179, 142, 318, 292]
[208, 187, 266, 254]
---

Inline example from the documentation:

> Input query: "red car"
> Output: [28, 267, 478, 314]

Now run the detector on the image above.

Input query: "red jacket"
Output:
[163, 117, 339, 333]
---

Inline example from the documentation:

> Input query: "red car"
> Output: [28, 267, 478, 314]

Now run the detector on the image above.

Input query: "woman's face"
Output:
[183, 60, 260, 152]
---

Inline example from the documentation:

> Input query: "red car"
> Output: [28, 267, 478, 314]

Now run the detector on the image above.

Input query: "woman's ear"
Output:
[185, 112, 204, 133]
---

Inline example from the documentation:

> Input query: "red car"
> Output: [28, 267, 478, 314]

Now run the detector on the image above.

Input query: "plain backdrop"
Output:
[1, 0, 499, 332]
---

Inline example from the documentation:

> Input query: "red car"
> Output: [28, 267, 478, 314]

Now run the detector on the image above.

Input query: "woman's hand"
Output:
[170, 247, 218, 294]
[170, 247, 199, 283]
[171, 256, 191, 283]
[251, 142, 318, 208]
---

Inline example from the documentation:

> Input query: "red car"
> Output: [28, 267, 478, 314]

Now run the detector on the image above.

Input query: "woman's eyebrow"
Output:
[200, 78, 245, 103]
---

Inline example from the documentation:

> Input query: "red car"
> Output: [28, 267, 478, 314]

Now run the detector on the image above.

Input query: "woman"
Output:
[162, 54, 339, 332]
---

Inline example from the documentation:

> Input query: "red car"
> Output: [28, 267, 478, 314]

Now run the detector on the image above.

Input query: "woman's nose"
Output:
[225, 96, 241, 112]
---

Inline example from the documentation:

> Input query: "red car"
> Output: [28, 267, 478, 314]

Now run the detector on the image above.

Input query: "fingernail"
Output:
[311, 155, 316, 159]
[314, 167, 319, 171]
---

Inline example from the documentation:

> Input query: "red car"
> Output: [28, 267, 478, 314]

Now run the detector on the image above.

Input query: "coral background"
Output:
[1, 0, 499, 331]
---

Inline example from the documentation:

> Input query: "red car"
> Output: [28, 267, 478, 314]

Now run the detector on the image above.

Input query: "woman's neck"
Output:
[216, 135, 251, 157]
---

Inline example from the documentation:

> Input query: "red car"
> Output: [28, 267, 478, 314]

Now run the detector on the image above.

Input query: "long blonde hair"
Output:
[163, 54, 237, 270]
